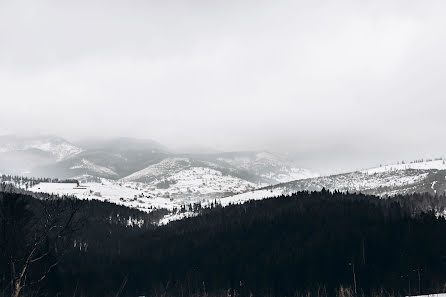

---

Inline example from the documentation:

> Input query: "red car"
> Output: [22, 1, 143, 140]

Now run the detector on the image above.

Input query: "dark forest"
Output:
[1, 189, 446, 297]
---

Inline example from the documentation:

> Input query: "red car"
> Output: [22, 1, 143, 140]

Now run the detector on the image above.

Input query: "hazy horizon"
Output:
[2, 0, 446, 173]
[1, 131, 444, 175]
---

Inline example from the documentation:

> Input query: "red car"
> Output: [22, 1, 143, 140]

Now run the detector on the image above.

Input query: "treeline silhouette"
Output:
[0, 174, 80, 190]
[2, 190, 446, 296]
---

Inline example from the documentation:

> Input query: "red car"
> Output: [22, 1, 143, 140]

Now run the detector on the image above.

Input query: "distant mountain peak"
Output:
[0, 134, 82, 161]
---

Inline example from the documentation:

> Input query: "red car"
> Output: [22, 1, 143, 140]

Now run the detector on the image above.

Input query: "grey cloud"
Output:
[1, 0, 446, 173]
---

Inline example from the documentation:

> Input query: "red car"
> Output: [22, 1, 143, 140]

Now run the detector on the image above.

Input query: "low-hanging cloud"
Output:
[1, 0, 446, 172]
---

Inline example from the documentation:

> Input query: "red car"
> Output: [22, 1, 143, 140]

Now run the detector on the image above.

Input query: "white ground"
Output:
[29, 180, 177, 212]
[28, 169, 258, 216]
[121, 166, 257, 198]
[158, 211, 197, 225]
[217, 188, 285, 207]
[363, 159, 446, 175]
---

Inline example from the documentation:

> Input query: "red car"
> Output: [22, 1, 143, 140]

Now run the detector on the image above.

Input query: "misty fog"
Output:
[1, 0, 446, 173]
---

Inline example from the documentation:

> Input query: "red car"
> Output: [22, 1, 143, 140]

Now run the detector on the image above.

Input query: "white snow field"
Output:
[29, 180, 178, 212]
[363, 159, 446, 175]
[217, 188, 285, 207]
[28, 168, 258, 217]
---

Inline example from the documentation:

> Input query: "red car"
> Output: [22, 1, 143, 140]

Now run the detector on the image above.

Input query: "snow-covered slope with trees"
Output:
[120, 158, 192, 183]
[215, 151, 319, 183]
[363, 158, 446, 174]
[0, 135, 317, 205]
[9, 158, 446, 225]
[0, 136, 313, 186]
[69, 159, 119, 177]
[223, 159, 446, 205]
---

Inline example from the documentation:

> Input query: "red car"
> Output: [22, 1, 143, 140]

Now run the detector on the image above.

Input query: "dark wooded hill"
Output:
[1, 190, 446, 296]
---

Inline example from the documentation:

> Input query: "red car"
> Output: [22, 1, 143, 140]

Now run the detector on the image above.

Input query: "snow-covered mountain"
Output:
[214, 151, 319, 183]
[0, 136, 315, 201]
[31, 138, 170, 179]
[222, 159, 446, 205]
[25, 172, 255, 215]
[119, 157, 257, 199]
[28, 143, 318, 187]
[120, 157, 193, 183]
[69, 159, 119, 178]
[13, 155, 446, 225]
[0, 135, 83, 175]
[362, 159, 446, 174]
[0, 139, 314, 221]
[0, 135, 82, 161]
[119, 152, 317, 196]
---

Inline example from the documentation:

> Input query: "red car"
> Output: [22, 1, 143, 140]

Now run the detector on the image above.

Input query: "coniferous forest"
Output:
[1, 190, 446, 297]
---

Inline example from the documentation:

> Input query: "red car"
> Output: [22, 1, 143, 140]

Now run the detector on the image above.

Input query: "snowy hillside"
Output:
[0, 135, 82, 161]
[363, 159, 446, 174]
[120, 157, 192, 183]
[121, 160, 257, 200]
[28, 168, 255, 215]
[0, 135, 316, 191]
[29, 180, 175, 213]
[118, 154, 310, 199]
[0, 135, 317, 215]
[18, 158, 446, 225]
[69, 159, 119, 177]
[121, 153, 317, 186]
[215, 151, 319, 183]
[222, 159, 446, 205]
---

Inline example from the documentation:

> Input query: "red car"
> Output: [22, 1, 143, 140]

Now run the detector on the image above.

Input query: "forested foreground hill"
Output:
[2, 191, 446, 297]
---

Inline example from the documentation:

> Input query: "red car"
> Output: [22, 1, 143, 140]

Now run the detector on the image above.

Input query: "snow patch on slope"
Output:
[70, 159, 118, 177]
[156, 166, 256, 195]
[217, 152, 318, 183]
[222, 168, 433, 203]
[262, 167, 319, 183]
[219, 188, 285, 207]
[29, 180, 175, 212]
[158, 212, 197, 225]
[29, 141, 82, 161]
[120, 158, 191, 182]
[364, 159, 446, 175]
[29, 168, 256, 215]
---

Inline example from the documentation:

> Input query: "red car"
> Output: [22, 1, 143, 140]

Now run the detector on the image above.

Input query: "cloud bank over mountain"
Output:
[1, 0, 446, 172]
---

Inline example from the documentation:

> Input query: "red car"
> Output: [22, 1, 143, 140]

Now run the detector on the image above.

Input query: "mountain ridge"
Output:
[222, 159, 446, 206]
[0, 135, 316, 198]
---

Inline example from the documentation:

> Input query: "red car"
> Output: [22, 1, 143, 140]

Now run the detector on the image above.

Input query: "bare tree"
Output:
[0, 193, 82, 297]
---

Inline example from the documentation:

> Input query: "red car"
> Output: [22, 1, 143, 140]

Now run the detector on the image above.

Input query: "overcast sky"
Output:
[1, 0, 446, 172]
